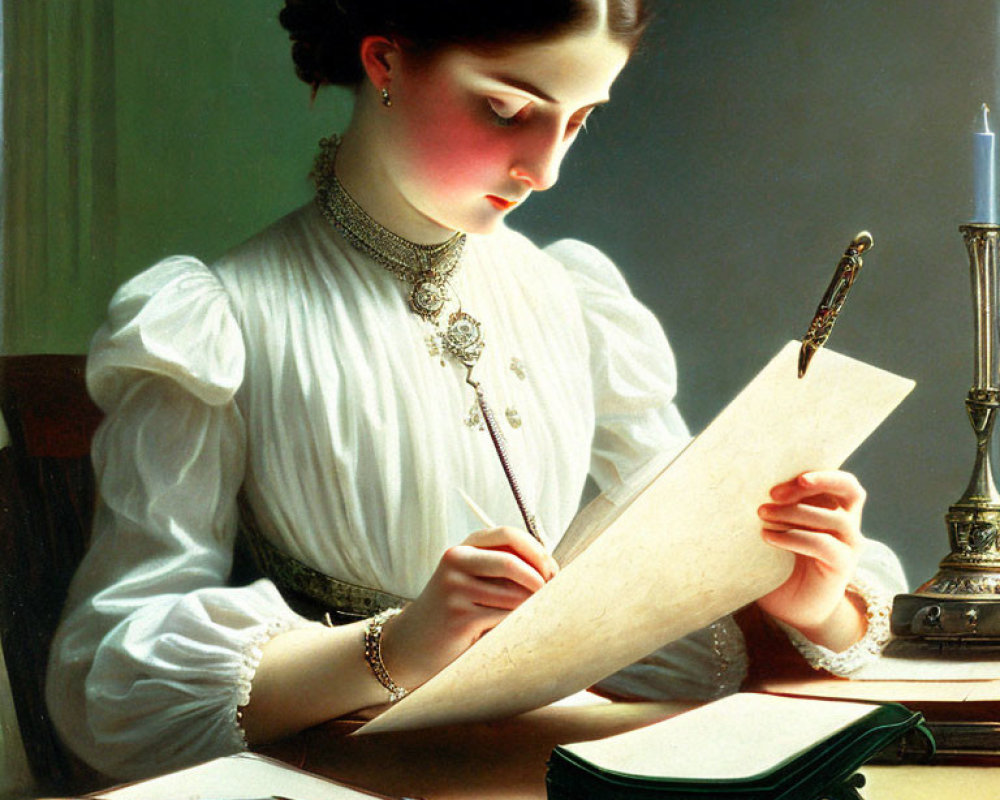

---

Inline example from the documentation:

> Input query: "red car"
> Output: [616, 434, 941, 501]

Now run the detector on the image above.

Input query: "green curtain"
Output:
[3, 0, 351, 355]
[3, 0, 116, 354]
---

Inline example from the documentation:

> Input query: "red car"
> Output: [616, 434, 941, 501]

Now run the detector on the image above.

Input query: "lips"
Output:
[486, 195, 517, 211]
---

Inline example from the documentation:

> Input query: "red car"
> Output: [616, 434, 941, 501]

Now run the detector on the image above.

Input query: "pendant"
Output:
[464, 401, 484, 430]
[442, 311, 484, 366]
[409, 273, 448, 321]
[509, 357, 527, 381]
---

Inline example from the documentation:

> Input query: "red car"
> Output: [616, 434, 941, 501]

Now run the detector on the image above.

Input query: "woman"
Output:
[46, 0, 904, 781]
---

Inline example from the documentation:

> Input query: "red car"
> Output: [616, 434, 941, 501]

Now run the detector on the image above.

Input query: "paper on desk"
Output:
[851, 651, 1000, 681]
[761, 642, 1000, 702]
[92, 752, 388, 799]
[761, 674, 1000, 703]
[360, 341, 915, 735]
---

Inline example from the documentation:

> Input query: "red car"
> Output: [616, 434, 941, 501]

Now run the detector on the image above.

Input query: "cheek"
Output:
[399, 107, 510, 195]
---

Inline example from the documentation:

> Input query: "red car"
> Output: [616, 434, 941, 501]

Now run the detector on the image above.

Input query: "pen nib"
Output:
[797, 341, 815, 379]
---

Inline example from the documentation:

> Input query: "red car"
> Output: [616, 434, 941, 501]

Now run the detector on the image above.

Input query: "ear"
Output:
[359, 36, 401, 90]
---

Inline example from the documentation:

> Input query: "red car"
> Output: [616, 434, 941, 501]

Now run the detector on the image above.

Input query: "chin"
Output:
[468, 219, 504, 236]
[424, 201, 511, 237]
[453, 211, 507, 237]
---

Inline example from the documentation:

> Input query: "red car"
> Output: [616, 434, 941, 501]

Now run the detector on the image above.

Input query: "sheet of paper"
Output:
[851, 648, 1000, 681]
[760, 643, 1000, 699]
[562, 693, 876, 781]
[762, 675, 1000, 703]
[93, 752, 390, 799]
[361, 341, 915, 735]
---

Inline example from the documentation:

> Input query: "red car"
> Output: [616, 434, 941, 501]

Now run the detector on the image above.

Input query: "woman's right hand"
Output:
[380, 526, 559, 692]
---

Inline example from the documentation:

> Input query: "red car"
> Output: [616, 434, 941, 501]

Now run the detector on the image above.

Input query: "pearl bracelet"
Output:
[363, 607, 408, 702]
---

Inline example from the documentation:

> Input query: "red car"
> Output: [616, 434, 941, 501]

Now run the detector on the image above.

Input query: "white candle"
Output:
[974, 102, 997, 224]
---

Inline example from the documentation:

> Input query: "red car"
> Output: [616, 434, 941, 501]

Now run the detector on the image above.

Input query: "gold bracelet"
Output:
[363, 607, 408, 702]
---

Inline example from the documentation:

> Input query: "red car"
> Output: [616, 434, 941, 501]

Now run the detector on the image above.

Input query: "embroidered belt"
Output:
[236, 495, 409, 623]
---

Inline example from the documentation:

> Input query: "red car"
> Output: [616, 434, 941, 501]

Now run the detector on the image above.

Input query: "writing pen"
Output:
[457, 486, 497, 528]
[457, 488, 558, 580]
[457, 486, 557, 558]
[464, 367, 546, 544]
[798, 231, 873, 378]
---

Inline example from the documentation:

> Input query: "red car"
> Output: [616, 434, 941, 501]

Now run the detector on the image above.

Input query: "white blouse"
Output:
[45, 203, 905, 780]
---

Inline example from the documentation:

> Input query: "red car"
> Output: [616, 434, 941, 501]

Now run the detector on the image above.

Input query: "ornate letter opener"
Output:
[892, 224, 1000, 642]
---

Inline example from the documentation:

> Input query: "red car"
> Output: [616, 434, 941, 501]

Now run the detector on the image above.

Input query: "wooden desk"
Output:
[258, 701, 998, 800]
[86, 699, 1000, 800]
[861, 766, 1000, 799]
[87, 757, 1000, 800]
[262, 700, 687, 800]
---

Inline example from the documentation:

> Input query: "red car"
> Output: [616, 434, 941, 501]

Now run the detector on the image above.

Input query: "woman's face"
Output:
[382, 29, 631, 236]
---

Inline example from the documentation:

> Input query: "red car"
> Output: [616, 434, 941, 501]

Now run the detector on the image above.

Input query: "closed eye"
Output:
[487, 96, 531, 127]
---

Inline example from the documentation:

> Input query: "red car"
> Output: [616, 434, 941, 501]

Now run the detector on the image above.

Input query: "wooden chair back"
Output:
[0, 355, 105, 793]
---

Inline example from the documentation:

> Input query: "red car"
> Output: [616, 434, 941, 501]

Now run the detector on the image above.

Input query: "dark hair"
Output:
[279, 0, 649, 90]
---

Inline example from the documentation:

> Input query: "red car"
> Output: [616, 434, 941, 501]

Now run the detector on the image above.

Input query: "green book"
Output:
[546, 693, 932, 800]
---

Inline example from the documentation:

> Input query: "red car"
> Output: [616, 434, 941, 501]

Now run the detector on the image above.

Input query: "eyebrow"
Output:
[491, 74, 559, 103]
[488, 73, 611, 107]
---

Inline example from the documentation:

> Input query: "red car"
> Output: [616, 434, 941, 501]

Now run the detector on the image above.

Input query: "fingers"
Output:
[396, 525, 558, 686]
[769, 471, 866, 510]
[441, 543, 547, 594]
[761, 528, 858, 573]
[442, 523, 558, 596]
[445, 569, 534, 610]
[463, 526, 559, 581]
[758, 502, 863, 547]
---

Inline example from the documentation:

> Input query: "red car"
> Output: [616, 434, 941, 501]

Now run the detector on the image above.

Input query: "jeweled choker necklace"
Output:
[312, 135, 544, 544]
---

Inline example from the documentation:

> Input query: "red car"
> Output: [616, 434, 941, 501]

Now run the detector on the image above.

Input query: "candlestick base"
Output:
[891, 225, 1000, 642]
[893, 492, 1000, 640]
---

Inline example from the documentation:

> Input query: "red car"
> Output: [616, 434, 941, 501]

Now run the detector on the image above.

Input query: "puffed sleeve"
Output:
[545, 239, 691, 495]
[45, 257, 313, 780]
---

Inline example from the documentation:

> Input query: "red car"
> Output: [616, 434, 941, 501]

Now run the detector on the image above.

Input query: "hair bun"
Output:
[279, 0, 650, 91]
[279, 0, 364, 88]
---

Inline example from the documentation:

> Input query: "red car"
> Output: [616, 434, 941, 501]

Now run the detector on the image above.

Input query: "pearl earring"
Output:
[380, 87, 392, 108]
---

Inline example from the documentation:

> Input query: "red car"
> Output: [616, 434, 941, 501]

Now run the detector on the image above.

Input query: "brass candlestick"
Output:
[891, 223, 1000, 640]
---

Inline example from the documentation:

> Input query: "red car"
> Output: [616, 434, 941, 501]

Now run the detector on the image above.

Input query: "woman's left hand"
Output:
[756, 470, 868, 650]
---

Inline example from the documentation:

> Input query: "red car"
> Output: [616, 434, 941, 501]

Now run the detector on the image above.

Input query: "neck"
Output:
[335, 110, 456, 246]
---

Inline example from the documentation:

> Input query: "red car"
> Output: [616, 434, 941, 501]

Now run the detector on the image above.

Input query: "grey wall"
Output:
[514, 0, 1000, 587]
[10, 0, 1000, 586]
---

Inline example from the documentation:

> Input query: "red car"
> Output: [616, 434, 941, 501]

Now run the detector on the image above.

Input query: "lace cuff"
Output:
[777, 578, 892, 676]
[231, 618, 319, 747]
[708, 616, 750, 698]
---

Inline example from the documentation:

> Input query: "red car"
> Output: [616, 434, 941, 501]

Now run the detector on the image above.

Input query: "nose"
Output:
[509, 136, 565, 192]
